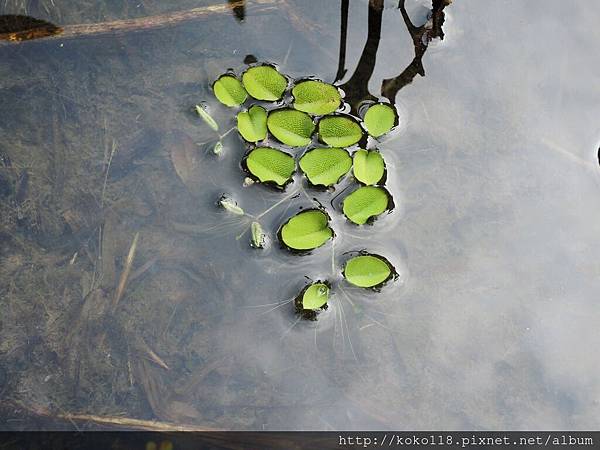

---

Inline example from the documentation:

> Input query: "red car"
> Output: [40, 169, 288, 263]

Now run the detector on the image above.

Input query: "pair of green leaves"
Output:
[237, 107, 319, 147]
[295, 148, 386, 188]
[278, 188, 391, 252]
[266, 113, 364, 148]
[238, 107, 316, 147]
[297, 254, 394, 315]
[298, 148, 386, 188]
[299, 147, 386, 190]
[213, 65, 287, 106]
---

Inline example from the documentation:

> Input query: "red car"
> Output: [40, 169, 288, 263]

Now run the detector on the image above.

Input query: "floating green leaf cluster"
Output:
[204, 62, 401, 319]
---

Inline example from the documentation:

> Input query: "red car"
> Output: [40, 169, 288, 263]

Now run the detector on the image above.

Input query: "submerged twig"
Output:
[136, 336, 170, 370]
[12, 401, 216, 430]
[100, 138, 117, 209]
[541, 138, 598, 172]
[111, 231, 140, 311]
[0, 0, 277, 43]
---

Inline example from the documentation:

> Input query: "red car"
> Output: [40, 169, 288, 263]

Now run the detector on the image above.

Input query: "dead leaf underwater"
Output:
[166, 130, 205, 192]
[0, 15, 63, 41]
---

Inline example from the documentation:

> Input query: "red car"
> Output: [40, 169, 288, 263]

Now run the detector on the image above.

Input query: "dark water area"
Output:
[0, 0, 599, 431]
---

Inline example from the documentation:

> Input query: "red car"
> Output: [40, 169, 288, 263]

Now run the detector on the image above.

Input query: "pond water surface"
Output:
[1, 0, 599, 431]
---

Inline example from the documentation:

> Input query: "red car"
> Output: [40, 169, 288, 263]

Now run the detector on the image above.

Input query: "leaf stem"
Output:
[254, 189, 300, 220]
[218, 127, 235, 140]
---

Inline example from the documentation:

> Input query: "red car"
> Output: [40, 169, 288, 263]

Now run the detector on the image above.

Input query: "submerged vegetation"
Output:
[0, 0, 453, 430]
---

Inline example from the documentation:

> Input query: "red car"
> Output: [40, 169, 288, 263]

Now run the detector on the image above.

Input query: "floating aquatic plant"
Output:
[363, 103, 397, 137]
[242, 65, 287, 101]
[213, 141, 224, 155]
[295, 282, 329, 320]
[245, 147, 295, 187]
[343, 254, 394, 288]
[237, 105, 267, 142]
[292, 80, 342, 116]
[318, 115, 363, 147]
[342, 186, 391, 225]
[199, 61, 403, 320]
[195, 104, 219, 131]
[218, 195, 244, 215]
[251, 221, 266, 248]
[267, 109, 315, 147]
[299, 147, 352, 187]
[279, 209, 333, 251]
[212, 75, 247, 107]
[353, 149, 385, 185]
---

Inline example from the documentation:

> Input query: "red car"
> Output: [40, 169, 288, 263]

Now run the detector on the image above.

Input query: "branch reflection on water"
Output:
[335, 0, 451, 109]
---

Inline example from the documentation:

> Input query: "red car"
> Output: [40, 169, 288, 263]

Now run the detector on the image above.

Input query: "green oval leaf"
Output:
[301, 283, 329, 309]
[245, 147, 295, 187]
[318, 116, 363, 147]
[342, 186, 390, 225]
[267, 109, 315, 147]
[212, 75, 247, 107]
[251, 221, 266, 248]
[242, 65, 288, 101]
[363, 103, 397, 138]
[195, 104, 219, 131]
[292, 80, 342, 116]
[219, 195, 244, 215]
[237, 105, 267, 142]
[280, 210, 333, 251]
[299, 147, 352, 187]
[353, 149, 385, 185]
[344, 254, 393, 288]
